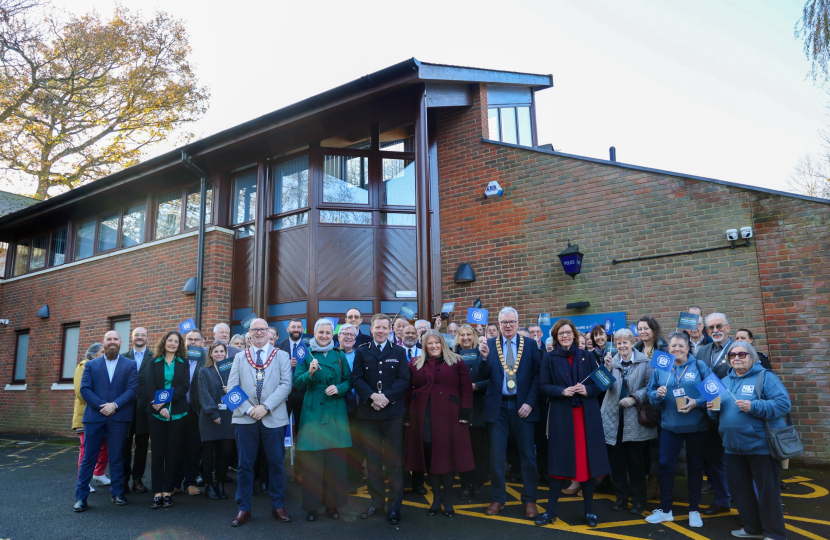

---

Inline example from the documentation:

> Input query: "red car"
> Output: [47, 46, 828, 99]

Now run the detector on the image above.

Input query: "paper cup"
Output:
[676, 397, 687, 411]
[712, 396, 721, 411]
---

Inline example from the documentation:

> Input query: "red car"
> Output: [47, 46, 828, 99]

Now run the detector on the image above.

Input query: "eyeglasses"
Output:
[340, 333, 356, 339]
[727, 351, 749, 360]
[557, 331, 574, 337]
[707, 323, 726, 331]
[250, 328, 269, 333]
[500, 320, 518, 326]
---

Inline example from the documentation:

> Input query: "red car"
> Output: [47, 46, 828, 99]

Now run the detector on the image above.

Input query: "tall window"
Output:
[50, 229, 67, 266]
[29, 235, 47, 270]
[74, 219, 96, 260]
[323, 155, 369, 204]
[61, 325, 80, 380]
[156, 191, 182, 239]
[233, 170, 257, 225]
[121, 204, 146, 248]
[488, 106, 533, 146]
[186, 184, 213, 229]
[274, 156, 309, 214]
[0, 242, 6, 278]
[13, 243, 29, 276]
[382, 158, 415, 206]
[13, 331, 29, 383]
[112, 318, 131, 354]
[97, 213, 119, 252]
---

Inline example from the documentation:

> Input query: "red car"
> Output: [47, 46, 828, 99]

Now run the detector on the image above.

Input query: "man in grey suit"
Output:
[227, 318, 293, 527]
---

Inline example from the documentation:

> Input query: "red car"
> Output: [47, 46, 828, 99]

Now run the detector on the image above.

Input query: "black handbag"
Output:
[755, 371, 803, 461]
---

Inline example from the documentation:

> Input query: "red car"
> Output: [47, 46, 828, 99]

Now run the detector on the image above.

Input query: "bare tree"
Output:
[788, 154, 830, 198]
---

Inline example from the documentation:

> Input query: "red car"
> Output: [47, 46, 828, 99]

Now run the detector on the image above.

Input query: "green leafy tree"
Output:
[796, 0, 830, 84]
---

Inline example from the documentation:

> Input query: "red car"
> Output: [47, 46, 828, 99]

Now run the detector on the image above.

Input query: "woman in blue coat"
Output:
[535, 319, 610, 528]
[707, 341, 791, 540]
[645, 332, 711, 529]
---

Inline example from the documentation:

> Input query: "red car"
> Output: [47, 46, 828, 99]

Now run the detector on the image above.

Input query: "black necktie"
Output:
[255, 350, 263, 404]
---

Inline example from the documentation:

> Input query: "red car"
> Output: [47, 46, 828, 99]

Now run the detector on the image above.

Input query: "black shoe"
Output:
[428, 504, 442, 516]
[111, 494, 128, 506]
[586, 513, 599, 527]
[162, 495, 173, 508]
[206, 483, 219, 500]
[444, 509, 455, 518]
[701, 482, 714, 494]
[360, 506, 380, 519]
[702, 504, 730, 515]
[415, 486, 427, 495]
[196, 476, 206, 487]
[388, 510, 401, 524]
[473, 487, 484, 500]
[630, 502, 645, 515]
[217, 482, 227, 499]
[306, 511, 317, 521]
[73, 499, 88, 513]
[535, 512, 555, 526]
[325, 507, 340, 519]
[150, 496, 162, 509]
[611, 499, 628, 511]
[459, 489, 470, 500]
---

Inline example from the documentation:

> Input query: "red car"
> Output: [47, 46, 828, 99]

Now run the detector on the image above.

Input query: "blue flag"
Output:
[186, 345, 205, 363]
[696, 373, 727, 402]
[538, 313, 551, 326]
[293, 340, 311, 363]
[399, 304, 416, 320]
[154, 388, 173, 405]
[221, 385, 250, 411]
[650, 351, 675, 373]
[240, 313, 258, 330]
[473, 298, 482, 309]
[178, 318, 196, 335]
[325, 317, 339, 330]
[467, 307, 489, 325]
[589, 365, 617, 391]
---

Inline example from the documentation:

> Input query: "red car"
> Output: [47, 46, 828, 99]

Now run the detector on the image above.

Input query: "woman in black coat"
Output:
[198, 342, 235, 500]
[452, 324, 489, 500]
[535, 319, 611, 528]
[146, 330, 190, 509]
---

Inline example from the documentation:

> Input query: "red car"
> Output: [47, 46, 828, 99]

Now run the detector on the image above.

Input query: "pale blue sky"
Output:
[49, 0, 827, 193]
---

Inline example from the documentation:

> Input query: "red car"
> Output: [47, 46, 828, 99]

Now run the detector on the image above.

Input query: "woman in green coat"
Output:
[294, 318, 353, 521]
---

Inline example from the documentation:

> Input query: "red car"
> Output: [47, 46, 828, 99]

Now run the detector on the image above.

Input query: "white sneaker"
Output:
[689, 511, 703, 528]
[93, 474, 111, 486]
[646, 509, 674, 523]
[89, 485, 96, 492]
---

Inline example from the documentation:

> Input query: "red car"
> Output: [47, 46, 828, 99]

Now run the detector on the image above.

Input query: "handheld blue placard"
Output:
[650, 351, 675, 372]
[695, 373, 728, 402]
[473, 298, 482, 309]
[589, 365, 617, 391]
[399, 304, 416, 320]
[293, 341, 311, 362]
[221, 385, 250, 412]
[440, 302, 455, 316]
[538, 313, 551, 326]
[467, 307, 489, 325]
[629, 323, 639, 336]
[154, 388, 173, 405]
[178, 318, 196, 335]
[240, 313, 258, 330]
[186, 345, 205, 363]
[677, 312, 699, 331]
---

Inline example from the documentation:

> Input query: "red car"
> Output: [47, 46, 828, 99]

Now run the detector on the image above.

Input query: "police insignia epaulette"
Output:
[357, 342, 370, 348]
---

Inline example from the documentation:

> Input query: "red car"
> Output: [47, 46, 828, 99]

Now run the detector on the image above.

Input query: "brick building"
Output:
[1, 59, 828, 461]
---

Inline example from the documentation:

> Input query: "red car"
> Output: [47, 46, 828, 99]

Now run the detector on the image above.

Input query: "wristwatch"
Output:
[263, 405, 270, 412]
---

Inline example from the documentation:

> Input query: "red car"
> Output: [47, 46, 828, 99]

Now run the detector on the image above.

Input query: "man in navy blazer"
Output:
[476, 307, 541, 519]
[74, 331, 138, 512]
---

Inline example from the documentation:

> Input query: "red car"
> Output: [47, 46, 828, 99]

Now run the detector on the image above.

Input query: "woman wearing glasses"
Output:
[535, 319, 610, 527]
[707, 342, 791, 540]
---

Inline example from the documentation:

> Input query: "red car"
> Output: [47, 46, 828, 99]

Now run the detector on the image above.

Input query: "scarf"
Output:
[554, 342, 582, 407]
[309, 338, 334, 354]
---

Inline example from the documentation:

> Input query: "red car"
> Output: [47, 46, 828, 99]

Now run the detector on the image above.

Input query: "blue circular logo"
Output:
[472, 310, 484, 322]
[158, 390, 170, 402]
[705, 381, 718, 394]
[296, 346, 306, 359]
[229, 392, 241, 404]
[656, 354, 670, 368]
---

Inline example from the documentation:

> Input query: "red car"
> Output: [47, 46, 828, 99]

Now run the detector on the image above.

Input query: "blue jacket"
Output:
[80, 355, 138, 423]
[647, 354, 711, 434]
[708, 363, 791, 455]
[476, 335, 540, 423]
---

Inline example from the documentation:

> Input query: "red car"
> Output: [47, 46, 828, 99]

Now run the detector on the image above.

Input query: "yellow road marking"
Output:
[663, 521, 711, 540]
[785, 523, 828, 540]
[787, 516, 830, 527]
[782, 483, 829, 499]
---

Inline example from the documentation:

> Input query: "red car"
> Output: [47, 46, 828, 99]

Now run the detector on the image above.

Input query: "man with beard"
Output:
[400, 324, 426, 495]
[278, 319, 312, 486]
[174, 329, 207, 495]
[695, 313, 733, 516]
[122, 327, 152, 493]
[74, 331, 138, 512]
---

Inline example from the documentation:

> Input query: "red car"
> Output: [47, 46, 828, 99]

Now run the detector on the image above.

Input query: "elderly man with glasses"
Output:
[476, 307, 542, 519]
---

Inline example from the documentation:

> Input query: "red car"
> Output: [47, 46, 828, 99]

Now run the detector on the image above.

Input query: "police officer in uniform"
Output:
[352, 313, 411, 524]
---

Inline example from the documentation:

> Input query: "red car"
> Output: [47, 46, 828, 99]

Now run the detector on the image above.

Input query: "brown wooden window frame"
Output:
[59, 322, 81, 382]
[12, 330, 30, 384]
[11, 225, 71, 276]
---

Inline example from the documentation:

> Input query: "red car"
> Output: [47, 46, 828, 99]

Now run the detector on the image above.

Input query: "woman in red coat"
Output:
[404, 330, 474, 517]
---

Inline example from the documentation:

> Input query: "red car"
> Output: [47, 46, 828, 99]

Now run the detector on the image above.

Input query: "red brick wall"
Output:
[436, 84, 830, 461]
[0, 229, 233, 436]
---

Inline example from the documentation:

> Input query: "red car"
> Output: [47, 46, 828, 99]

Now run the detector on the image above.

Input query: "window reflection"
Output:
[74, 219, 95, 260]
[186, 184, 213, 229]
[30, 236, 47, 269]
[156, 192, 182, 239]
[323, 155, 369, 204]
[381, 213, 416, 226]
[517, 106, 532, 146]
[13, 243, 29, 275]
[122, 204, 145, 248]
[274, 156, 309, 214]
[320, 210, 371, 225]
[274, 212, 308, 230]
[501, 107, 518, 144]
[382, 158, 415, 206]
[98, 213, 119, 252]
[0, 242, 7, 278]
[50, 229, 67, 266]
[488, 108, 500, 141]
[234, 170, 257, 224]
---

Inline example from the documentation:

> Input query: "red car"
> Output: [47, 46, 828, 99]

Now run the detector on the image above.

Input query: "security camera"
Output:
[726, 229, 739, 241]
[740, 226, 753, 239]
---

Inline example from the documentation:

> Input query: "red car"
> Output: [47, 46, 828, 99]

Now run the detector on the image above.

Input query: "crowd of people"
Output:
[70, 304, 793, 540]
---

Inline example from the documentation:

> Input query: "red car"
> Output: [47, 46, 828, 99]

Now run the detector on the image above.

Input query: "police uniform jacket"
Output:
[352, 341, 410, 420]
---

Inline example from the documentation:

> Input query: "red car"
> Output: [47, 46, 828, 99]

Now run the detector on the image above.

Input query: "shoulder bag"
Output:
[755, 370, 803, 461]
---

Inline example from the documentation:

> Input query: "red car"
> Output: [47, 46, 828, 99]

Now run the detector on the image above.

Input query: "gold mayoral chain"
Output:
[495, 336, 524, 389]
[246, 347, 279, 381]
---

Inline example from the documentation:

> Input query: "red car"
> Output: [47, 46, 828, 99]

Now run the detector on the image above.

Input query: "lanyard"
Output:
[670, 364, 689, 388]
